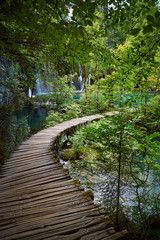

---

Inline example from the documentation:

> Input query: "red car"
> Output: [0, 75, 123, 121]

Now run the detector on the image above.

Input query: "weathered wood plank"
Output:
[0, 191, 93, 215]
[48, 227, 116, 240]
[0, 161, 61, 177]
[0, 217, 110, 240]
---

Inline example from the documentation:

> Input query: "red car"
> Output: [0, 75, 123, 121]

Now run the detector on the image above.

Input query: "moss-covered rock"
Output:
[85, 190, 94, 200]
[61, 150, 74, 161]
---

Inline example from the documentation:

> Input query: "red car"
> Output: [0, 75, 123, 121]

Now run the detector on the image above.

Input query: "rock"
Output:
[85, 189, 94, 200]
[61, 150, 74, 161]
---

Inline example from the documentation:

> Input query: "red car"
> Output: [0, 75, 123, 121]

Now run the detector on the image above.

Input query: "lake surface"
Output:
[15, 107, 49, 134]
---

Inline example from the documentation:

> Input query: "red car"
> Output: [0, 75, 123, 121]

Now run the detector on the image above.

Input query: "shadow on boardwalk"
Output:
[0, 113, 128, 240]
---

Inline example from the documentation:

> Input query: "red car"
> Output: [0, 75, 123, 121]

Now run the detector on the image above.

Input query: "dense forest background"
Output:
[0, 0, 160, 239]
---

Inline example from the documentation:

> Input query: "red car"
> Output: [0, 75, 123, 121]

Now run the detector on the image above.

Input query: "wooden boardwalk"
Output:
[0, 113, 127, 240]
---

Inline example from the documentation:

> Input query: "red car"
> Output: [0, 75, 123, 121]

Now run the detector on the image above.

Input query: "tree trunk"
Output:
[82, 63, 88, 94]
[116, 132, 122, 225]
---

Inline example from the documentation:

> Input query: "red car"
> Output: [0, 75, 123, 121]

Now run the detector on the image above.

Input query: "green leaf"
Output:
[6, 52, 11, 59]
[153, 20, 160, 28]
[130, 28, 141, 35]
[147, 15, 154, 22]
[86, 20, 93, 26]
[155, 10, 160, 19]
[143, 24, 153, 34]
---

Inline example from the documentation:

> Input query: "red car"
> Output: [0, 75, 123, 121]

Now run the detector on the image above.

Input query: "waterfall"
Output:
[79, 75, 84, 92]
[73, 64, 84, 92]
[35, 76, 53, 95]
[36, 77, 48, 95]
[78, 73, 91, 92]
[28, 88, 32, 98]
[34, 62, 91, 95]
[36, 77, 42, 95]
[34, 62, 55, 95]
[86, 74, 91, 87]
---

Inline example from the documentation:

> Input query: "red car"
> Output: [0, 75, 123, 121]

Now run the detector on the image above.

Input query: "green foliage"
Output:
[45, 111, 63, 128]
[0, 57, 31, 165]
[0, 58, 25, 108]
[15, 117, 30, 145]
[71, 130, 87, 158]
[139, 95, 160, 132]
[49, 75, 74, 107]
[61, 150, 74, 161]
[45, 103, 82, 128]
[79, 84, 109, 115]
[68, 111, 160, 238]
[63, 103, 82, 120]
[0, 0, 159, 112]
[0, 105, 30, 165]
[34, 75, 75, 107]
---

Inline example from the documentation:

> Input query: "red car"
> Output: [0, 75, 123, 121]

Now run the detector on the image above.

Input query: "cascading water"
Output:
[79, 75, 84, 92]
[28, 88, 32, 98]
[35, 72, 53, 95]
[78, 74, 91, 92]
[36, 77, 43, 95]
[74, 64, 91, 92]
[30, 62, 91, 97]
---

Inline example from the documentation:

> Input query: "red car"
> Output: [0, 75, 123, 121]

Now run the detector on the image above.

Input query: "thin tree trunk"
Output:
[82, 64, 88, 94]
[116, 132, 122, 225]
[154, 74, 160, 96]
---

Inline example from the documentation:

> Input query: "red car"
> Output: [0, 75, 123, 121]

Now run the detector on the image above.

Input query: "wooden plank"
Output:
[0, 178, 78, 205]
[0, 161, 61, 177]
[0, 194, 90, 218]
[0, 200, 105, 230]
[1, 156, 56, 172]
[102, 230, 128, 240]
[0, 163, 62, 183]
[0, 217, 109, 240]
[0, 171, 72, 192]
[1, 177, 75, 194]
[0, 163, 65, 182]
[0, 191, 91, 214]
[0, 182, 82, 203]
[7, 152, 50, 163]
[0, 202, 106, 229]
[2, 167, 68, 188]
[48, 227, 115, 240]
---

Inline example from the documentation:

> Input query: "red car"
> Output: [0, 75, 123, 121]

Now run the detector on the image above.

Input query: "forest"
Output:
[0, 0, 160, 239]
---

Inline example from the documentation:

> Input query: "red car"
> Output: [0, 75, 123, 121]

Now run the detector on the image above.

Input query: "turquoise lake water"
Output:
[15, 107, 49, 134]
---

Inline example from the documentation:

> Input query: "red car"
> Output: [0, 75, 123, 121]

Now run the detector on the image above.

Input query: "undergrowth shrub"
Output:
[139, 95, 160, 132]
[0, 105, 30, 165]
[45, 103, 82, 127]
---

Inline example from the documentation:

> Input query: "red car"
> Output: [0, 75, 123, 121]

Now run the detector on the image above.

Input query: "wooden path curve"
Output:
[0, 113, 128, 240]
